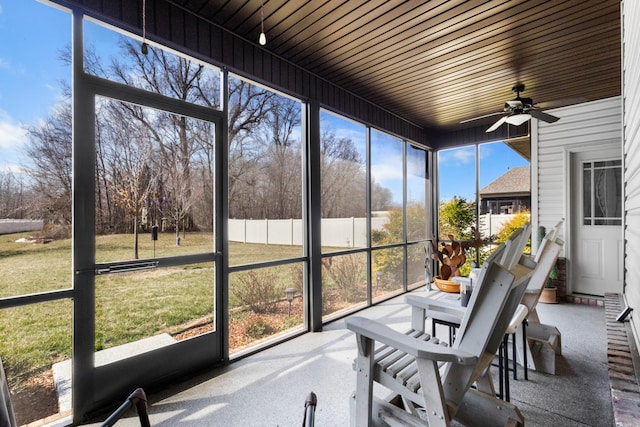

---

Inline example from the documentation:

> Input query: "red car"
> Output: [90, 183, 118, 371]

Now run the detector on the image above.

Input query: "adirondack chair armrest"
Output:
[405, 294, 466, 320]
[405, 294, 465, 330]
[346, 316, 477, 365]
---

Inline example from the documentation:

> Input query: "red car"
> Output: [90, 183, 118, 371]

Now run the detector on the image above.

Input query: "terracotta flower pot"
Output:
[539, 287, 558, 304]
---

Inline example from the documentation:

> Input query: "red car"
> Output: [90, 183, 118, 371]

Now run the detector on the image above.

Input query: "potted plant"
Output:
[428, 228, 483, 292]
[540, 263, 559, 303]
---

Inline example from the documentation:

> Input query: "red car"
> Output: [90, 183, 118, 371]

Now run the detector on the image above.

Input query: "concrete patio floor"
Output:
[84, 289, 614, 426]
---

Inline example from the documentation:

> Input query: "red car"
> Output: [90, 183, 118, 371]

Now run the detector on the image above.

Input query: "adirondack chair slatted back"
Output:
[442, 257, 531, 405]
[534, 220, 563, 264]
[527, 238, 562, 295]
[472, 243, 506, 293]
[499, 222, 531, 271]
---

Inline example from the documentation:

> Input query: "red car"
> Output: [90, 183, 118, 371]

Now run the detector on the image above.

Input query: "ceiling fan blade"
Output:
[460, 111, 504, 124]
[534, 97, 588, 109]
[486, 116, 508, 132]
[529, 109, 559, 123]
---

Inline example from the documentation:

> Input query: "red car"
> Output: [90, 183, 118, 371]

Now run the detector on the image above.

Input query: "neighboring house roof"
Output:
[480, 166, 530, 197]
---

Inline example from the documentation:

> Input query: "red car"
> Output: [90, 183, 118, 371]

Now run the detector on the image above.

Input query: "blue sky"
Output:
[0, 0, 70, 170]
[438, 143, 530, 201]
[0, 1, 529, 201]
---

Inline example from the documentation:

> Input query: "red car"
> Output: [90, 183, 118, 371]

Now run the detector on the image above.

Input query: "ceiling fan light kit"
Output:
[505, 113, 531, 126]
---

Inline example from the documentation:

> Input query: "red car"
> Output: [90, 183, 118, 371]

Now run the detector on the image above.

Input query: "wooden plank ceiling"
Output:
[173, 0, 621, 133]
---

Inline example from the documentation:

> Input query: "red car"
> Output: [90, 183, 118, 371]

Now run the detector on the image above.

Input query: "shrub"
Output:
[322, 253, 366, 303]
[496, 211, 531, 253]
[246, 317, 276, 338]
[232, 270, 281, 314]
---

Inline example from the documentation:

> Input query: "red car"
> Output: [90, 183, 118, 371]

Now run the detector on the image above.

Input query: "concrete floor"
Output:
[84, 289, 614, 426]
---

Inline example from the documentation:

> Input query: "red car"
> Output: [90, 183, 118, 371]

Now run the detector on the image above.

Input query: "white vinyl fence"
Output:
[0, 219, 44, 235]
[228, 217, 388, 248]
[228, 213, 520, 247]
[479, 213, 521, 238]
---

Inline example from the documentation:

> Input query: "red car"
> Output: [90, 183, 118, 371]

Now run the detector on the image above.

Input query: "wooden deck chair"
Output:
[346, 245, 532, 427]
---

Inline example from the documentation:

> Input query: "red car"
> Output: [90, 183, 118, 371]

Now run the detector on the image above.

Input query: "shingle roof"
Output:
[479, 166, 530, 196]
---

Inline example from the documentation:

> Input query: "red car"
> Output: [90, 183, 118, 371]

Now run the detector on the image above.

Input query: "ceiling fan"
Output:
[462, 84, 580, 132]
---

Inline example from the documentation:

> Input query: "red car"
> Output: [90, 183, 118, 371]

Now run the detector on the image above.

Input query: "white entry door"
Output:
[570, 149, 623, 296]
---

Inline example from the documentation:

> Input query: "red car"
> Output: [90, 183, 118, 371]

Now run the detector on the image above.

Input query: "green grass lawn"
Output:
[0, 231, 306, 386]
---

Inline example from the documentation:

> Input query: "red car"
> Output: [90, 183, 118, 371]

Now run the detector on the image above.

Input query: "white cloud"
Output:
[0, 110, 29, 150]
[0, 57, 8, 69]
[439, 146, 475, 166]
[0, 161, 24, 174]
[372, 162, 403, 182]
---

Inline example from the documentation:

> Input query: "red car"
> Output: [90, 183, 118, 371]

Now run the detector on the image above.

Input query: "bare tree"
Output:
[100, 100, 155, 258]
[258, 96, 302, 219]
[0, 171, 27, 219]
[320, 128, 366, 218]
[24, 101, 72, 225]
[228, 78, 276, 218]
[108, 41, 219, 241]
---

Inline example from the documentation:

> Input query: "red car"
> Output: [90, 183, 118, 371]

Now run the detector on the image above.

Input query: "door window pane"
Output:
[583, 160, 622, 226]
[95, 262, 214, 354]
[93, 97, 216, 355]
[95, 97, 215, 258]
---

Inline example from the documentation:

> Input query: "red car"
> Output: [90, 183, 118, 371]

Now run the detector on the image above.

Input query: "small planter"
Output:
[540, 287, 558, 304]
[433, 276, 460, 293]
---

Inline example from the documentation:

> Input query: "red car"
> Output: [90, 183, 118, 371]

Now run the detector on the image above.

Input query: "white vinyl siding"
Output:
[533, 96, 622, 253]
[623, 0, 640, 349]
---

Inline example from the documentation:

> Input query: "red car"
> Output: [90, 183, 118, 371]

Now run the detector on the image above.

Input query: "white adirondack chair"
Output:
[499, 222, 532, 271]
[346, 243, 533, 427]
[521, 220, 564, 324]
[414, 222, 563, 375]
[514, 221, 564, 374]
